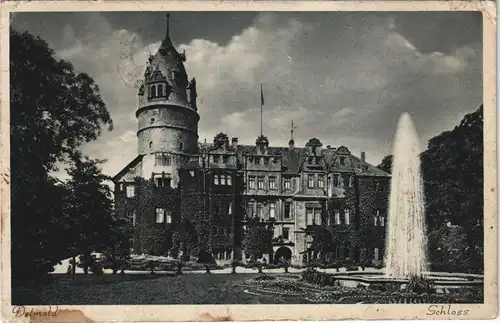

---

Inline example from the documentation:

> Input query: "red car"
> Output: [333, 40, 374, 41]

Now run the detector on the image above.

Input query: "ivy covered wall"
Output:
[134, 178, 180, 255]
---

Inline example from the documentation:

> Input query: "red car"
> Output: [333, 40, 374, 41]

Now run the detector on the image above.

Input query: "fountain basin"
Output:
[331, 271, 483, 292]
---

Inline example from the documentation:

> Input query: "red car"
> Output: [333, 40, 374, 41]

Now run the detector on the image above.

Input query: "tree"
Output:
[63, 154, 114, 278]
[103, 212, 133, 274]
[310, 226, 332, 262]
[172, 218, 199, 260]
[243, 218, 274, 260]
[10, 29, 112, 282]
[377, 155, 393, 174]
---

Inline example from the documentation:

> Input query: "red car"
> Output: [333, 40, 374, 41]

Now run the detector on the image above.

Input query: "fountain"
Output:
[385, 113, 428, 278]
[327, 113, 483, 296]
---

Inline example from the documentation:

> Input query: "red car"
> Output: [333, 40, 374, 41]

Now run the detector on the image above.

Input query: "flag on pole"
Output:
[260, 82, 264, 106]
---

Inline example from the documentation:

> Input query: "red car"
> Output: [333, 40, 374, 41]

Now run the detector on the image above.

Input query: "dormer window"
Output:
[149, 83, 166, 99]
[339, 156, 346, 166]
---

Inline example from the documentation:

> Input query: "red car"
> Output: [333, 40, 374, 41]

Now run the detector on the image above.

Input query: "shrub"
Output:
[91, 263, 103, 276]
[405, 275, 434, 294]
[254, 275, 276, 281]
[302, 268, 336, 286]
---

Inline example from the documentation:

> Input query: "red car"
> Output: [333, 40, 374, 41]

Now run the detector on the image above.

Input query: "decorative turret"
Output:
[256, 135, 269, 155]
[306, 138, 322, 155]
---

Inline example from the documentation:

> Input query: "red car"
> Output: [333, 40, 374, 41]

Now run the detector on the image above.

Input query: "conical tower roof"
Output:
[144, 13, 190, 108]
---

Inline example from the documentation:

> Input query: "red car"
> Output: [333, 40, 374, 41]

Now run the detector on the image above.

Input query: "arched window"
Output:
[150, 118, 155, 124]
[150, 85, 157, 98]
[157, 84, 164, 97]
[179, 142, 184, 150]
[149, 141, 153, 148]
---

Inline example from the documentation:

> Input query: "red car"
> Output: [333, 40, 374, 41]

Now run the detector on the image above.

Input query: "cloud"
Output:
[49, 12, 480, 176]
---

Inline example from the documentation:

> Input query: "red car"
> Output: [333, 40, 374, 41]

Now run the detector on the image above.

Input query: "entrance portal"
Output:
[274, 246, 292, 262]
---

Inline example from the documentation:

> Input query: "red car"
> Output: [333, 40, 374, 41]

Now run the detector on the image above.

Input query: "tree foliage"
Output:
[10, 29, 113, 282]
[377, 155, 393, 174]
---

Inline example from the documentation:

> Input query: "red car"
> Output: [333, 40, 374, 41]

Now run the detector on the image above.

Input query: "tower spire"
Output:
[290, 120, 294, 141]
[166, 12, 171, 37]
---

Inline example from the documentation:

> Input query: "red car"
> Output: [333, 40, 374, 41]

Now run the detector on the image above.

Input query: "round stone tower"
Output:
[136, 14, 199, 187]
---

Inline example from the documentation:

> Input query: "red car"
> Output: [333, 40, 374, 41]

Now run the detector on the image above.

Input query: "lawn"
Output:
[12, 273, 311, 305]
[12, 272, 483, 305]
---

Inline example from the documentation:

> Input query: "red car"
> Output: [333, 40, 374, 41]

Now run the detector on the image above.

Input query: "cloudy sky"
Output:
[12, 11, 482, 177]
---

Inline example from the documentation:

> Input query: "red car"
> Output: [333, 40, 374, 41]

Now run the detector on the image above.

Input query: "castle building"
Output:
[113, 16, 391, 266]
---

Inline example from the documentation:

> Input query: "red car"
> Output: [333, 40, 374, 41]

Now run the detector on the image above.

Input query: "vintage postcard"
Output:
[0, 0, 497, 321]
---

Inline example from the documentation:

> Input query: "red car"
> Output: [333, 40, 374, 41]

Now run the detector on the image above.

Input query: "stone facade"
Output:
[113, 17, 391, 265]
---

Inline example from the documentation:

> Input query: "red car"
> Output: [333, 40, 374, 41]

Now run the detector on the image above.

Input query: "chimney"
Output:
[288, 139, 295, 150]
[231, 137, 238, 149]
[326, 145, 331, 149]
[361, 151, 366, 162]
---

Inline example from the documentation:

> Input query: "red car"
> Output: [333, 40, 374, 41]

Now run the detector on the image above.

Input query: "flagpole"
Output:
[260, 82, 263, 136]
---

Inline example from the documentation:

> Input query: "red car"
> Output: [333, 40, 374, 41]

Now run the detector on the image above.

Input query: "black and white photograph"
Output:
[2, 1, 497, 321]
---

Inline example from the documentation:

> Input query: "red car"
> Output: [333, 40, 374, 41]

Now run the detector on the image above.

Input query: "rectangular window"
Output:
[269, 176, 276, 190]
[220, 174, 226, 185]
[344, 209, 350, 225]
[306, 208, 314, 225]
[349, 176, 354, 187]
[256, 203, 263, 218]
[269, 203, 275, 219]
[374, 248, 380, 261]
[283, 227, 290, 240]
[374, 216, 378, 226]
[247, 202, 254, 217]
[335, 210, 341, 225]
[126, 185, 135, 198]
[223, 155, 229, 163]
[155, 177, 171, 188]
[154, 153, 171, 166]
[131, 210, 136, 226]
[284, 178, 291, 190]
[380, 216, 385, 227]
[339, 156, 345, 165]
[284, 202, 291, 219]
[119, 183, 125, 191]
[156, 208, 165, 223]
[219, 202, 230, 215]
[333, 174, 340, 187]
[228, 203, 232, 215]
[165, 211, 172, 224]
[248, 176, 255, 189]
[318, 175, 324, 188]
[227, 174, 232, 186]
[214, 174, 219, 185]
[308, 174, 315, 188]
[314, 209, 322, 225]
[257, 176, 264, 189]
